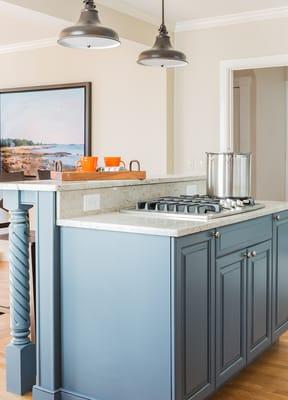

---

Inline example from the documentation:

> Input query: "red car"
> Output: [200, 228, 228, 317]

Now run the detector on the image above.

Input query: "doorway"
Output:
[220, 54, 288, 201]
[233, 67, 287, 201]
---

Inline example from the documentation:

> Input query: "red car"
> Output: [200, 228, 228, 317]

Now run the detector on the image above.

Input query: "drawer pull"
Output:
[244, 251, 252, 259]
[274, 215, 281, 221]
[251, 251, 257, 258]
[212, 231, 221, 239]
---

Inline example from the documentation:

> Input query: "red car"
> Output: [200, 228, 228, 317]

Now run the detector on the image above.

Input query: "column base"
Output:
[33, 386, 61, 400]
[6, 342, 36, 395]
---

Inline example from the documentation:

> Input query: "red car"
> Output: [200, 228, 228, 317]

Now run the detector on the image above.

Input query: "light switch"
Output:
[83, 194, 101, 212]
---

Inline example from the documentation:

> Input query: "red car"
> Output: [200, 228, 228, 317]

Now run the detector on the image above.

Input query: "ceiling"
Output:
[97, 0, 288, 24]
[0, 1, 66, 46]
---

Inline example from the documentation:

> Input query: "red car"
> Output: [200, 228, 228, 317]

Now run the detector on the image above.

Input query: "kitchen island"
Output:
[1, 176, 288, 400]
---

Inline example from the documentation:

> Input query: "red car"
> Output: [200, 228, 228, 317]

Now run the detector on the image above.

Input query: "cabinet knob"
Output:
[274, 215, 281, 221]
[244, 251, 252, 259]
[212, 231, 221, 239]
[251, 251, 257, 258]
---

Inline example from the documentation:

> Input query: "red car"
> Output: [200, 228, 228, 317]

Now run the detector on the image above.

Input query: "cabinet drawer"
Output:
[216, 216, 272, 258]
[273, 210, 288, 222]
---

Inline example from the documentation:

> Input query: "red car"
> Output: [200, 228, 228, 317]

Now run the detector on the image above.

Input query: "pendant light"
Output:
[58, 0, 120, 49]
[137, 0, 188, 68]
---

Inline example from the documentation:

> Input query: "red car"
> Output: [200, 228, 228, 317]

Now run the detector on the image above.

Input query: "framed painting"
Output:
[0, 82, 91, 177]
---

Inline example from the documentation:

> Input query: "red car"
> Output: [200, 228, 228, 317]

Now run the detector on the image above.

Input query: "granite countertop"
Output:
[0, 175, 205, 192]
[57, 201, 288, 238]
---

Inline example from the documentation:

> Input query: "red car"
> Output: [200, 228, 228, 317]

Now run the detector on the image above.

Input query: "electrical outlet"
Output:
[83, 194, 101, 212]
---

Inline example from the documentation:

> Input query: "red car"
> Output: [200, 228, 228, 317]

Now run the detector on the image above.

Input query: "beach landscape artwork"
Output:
[0, 83, 91, 176]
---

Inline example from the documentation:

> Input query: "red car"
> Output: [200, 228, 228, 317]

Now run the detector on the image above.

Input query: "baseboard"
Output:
[33, 386, 62, 400]
[33, 386, 99, 400]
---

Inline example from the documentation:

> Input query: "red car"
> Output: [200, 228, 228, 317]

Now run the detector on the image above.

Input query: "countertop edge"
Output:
[56, 202, 288, 238]
[0, 175, 206, 192]
[57, 218, 184, 237]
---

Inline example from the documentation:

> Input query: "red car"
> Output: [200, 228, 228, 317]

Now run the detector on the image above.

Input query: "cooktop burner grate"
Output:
[121, 195, 264, 221]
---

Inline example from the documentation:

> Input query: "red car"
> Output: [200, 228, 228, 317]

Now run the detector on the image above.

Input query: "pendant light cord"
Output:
[159, 0, 168, 36]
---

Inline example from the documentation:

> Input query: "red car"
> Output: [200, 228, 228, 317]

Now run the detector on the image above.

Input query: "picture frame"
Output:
[0, 82, 92, 177]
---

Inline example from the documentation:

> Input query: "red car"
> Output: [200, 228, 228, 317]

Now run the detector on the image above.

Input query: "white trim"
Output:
[0, 38, 57, 55]
[176, 6, 288, 32]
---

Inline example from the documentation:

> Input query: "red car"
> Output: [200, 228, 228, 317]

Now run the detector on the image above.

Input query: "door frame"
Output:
[220, 54, 288, 152]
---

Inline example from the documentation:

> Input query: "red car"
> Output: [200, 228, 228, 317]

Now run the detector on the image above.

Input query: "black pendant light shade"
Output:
[137, 0, 188, 68]
[58, 0, 120, 49]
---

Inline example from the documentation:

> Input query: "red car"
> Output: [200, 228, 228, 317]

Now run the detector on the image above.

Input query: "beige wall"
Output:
[1, 0, 174, 173]
[174, 17, 288, 176]
[0, 0, 176, 173]
[0, 41, 167, 175]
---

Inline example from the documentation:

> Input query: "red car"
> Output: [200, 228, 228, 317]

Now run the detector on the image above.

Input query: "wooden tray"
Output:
[50, 170, 147, 181]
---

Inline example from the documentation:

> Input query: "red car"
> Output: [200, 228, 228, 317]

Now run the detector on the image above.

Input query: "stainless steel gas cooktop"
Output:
[121, 195, 265, 221]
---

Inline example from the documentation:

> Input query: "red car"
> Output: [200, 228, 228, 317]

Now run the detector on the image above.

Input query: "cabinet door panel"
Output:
[247, 241, 272, 363]
[216, 252, 246, 388]
[273, 213, 288, 339]
[175, 232, 215, 400]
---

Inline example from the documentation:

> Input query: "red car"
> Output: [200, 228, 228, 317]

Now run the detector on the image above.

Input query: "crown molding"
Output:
[0, 38, 57, 54]
[176, 6, 288, 32]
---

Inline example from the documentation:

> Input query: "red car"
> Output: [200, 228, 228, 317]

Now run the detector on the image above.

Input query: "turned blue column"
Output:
[6, 206, 36, 395]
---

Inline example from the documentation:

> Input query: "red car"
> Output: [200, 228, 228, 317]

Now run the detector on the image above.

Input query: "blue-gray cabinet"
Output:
[247, 241, 272, 363]
[174, 232, 215, 400]
[175, 217, 274, 398]
[215, 251, 247, 387]
[272, 211, 288, 339]
[34, 213, 287, 400]
[215, 239, 272, 386]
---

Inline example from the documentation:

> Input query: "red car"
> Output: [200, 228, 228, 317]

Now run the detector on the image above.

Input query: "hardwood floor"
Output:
[213, 333, 288, 399]
[0, 315, 288, 399]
